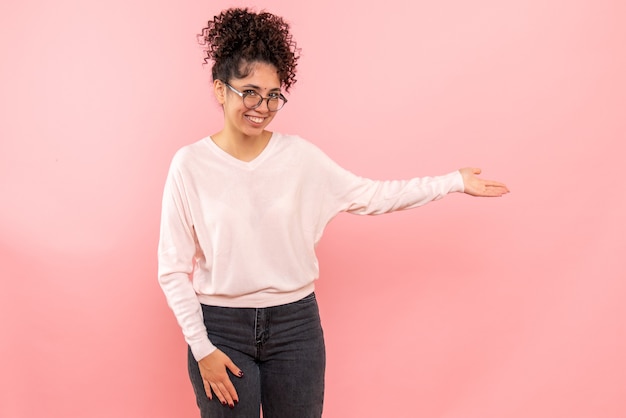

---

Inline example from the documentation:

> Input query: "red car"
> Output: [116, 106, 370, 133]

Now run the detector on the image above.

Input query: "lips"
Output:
[245, 115, 265, 124]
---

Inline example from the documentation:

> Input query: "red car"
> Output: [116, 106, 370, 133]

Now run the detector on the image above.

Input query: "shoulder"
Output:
[169, 138, 211, 168]
[272, 132, 328, 160]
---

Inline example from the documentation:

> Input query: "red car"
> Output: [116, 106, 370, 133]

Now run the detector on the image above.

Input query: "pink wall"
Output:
[1, 0, 624, 417]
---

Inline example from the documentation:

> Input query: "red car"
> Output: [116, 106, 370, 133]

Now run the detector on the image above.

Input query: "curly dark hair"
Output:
[198, 8, 300, 92]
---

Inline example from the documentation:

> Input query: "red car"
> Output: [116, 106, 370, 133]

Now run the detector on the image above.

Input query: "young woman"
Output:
[158, 7, 509, 418]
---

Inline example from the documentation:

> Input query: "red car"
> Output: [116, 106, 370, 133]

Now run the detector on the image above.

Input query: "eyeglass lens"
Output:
[243, 93, 285, 111]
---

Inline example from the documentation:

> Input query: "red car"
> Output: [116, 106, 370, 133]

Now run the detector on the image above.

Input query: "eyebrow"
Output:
[241, 83, 282, 92]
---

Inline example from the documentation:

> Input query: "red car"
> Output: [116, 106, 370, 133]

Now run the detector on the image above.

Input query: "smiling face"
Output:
[215, 61, 283, 140]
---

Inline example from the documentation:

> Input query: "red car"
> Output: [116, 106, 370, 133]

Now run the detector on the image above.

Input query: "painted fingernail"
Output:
[229, 403, 235, 409]
[238, 370, 244, 377]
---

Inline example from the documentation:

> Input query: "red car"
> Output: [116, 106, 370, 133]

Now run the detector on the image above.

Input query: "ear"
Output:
[213, 79, 226, 105]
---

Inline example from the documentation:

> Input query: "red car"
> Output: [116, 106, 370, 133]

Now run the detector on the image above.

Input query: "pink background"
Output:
[1, 0, 624, 417]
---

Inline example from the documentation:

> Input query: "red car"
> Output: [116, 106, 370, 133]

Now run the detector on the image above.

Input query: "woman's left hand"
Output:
[459, 167, 510, 197]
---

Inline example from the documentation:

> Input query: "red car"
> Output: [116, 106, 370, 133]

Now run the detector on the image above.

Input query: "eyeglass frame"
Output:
[222, 81, 288, 112]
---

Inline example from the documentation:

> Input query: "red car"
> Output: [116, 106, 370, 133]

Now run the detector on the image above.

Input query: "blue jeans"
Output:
[188, 293, 326, 418]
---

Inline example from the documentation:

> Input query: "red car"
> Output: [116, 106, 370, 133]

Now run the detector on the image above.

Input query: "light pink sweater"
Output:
[158, 132, 464, 360]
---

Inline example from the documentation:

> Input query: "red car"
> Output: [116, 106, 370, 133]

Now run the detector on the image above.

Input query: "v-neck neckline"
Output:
[205, 132, 278, 170]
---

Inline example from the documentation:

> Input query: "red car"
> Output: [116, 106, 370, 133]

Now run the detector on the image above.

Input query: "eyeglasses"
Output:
[223, 82, 288, 112]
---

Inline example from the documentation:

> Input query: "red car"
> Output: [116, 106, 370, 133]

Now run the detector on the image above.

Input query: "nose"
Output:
[255, 98, 271, 113]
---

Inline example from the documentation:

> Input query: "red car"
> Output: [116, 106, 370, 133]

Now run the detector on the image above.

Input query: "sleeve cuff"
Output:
[190, 340, 218, 362]
[452, 170, 465, 193]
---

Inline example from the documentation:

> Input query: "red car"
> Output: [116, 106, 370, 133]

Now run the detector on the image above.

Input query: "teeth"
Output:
[247, 116, 264, 123]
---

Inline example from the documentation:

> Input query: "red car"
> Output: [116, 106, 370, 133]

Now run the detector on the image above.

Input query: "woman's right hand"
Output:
[198, 349, 244, 408]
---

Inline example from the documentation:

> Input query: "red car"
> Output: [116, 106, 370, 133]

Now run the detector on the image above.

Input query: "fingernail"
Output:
[238, 370, 244, 377]
[221, 401, 227, 406]
[229, 403, 235, 409]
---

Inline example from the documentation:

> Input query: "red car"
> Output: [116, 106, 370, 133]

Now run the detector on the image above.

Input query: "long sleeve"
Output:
[335, 172, 464, 215]
[311, 143, 465, 223]
[158, 158, 216, 361]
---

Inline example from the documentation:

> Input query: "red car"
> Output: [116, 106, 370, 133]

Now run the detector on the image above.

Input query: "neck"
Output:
[211, 129, 272, 162]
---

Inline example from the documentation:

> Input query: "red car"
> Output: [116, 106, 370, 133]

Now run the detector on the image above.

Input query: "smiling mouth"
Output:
[246, 115, 265, 124]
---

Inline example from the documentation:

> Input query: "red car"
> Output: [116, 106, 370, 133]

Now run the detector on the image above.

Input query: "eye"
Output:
[243, 90, 259, 97]
[268, 92, 282, 99]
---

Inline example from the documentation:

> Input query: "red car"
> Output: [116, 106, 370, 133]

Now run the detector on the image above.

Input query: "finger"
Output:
[209, 381, 231, 407]
[472, 167, 482, 175]
[202, 378, 213, 400]
[220, 376, 239, 405]
[223, 360, 243, 404]
[226, 359, 245, 379]
[485, 180, 509, 190]
[217, 380, 238, 407]
[484, 185, 509, 196]
[477, 178, 509, 194]
[487, 184, 510, 195]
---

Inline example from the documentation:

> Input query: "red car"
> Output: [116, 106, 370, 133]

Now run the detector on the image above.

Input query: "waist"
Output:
[196, 282, 315, 309]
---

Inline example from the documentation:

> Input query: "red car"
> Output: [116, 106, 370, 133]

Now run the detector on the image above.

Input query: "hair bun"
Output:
[199, 8, 300, 91]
